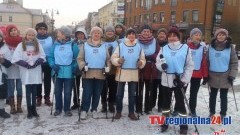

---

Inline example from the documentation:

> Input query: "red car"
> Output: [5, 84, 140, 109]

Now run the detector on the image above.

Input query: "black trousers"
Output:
[209, 87, 228, 115]
[151, 79, 164, 109]
[189, 78, 201, 114]
[37, 62, 52, 99]
[72, 75, 81, 105]
[162, 86, 187, 115]
[101, 74, 117, 104]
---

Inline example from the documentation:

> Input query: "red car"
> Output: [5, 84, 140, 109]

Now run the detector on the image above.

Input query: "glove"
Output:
[72, 67, 81, 75]
[82, 65, 88, 71]
[16, 60, 32, 69]
[146, 56, 155, 63]
[161, 63, 168, 70]
[104, 66, 110, 73]
[173, 75, 185, 88]
[118, 57, 125, 65]
[137, 60, 142, 68]
[228, 76, 235, 86]
[52, 65, 60, 73]
[202, 77, 208, 85]
[33, 58, 44, 68]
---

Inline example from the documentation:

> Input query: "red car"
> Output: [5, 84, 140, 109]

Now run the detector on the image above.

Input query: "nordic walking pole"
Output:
[50, 73, 57, 115]
[231, 84, 238, 111]
[175, 74, 199, 134]
[112, 56, 124, 122]
[103, 70, 109, 119]
[74, 75, 81, 121]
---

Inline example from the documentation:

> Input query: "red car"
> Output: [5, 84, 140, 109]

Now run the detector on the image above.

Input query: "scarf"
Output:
[105, 35, 116, 42]
[138, 34, 154, 45]
[37, 33, 49, 39]
[5, 36, 22, 48]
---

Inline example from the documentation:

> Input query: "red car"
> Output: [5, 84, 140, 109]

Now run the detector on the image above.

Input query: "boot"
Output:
[31, 106, 39, 117]
[108, 102, 115, 113]
[161, 124, 168, 133]
[16, 96, 23, 113]
[179, 125, 188, 135]
[0, 109, 10, 118]
[27, 106, 32, 119]
[101, 103, 107, 113]
[44, 97, 52, 106]
[36, 97, 42, 107]
[9, 97, 17, 114]
[114, 112, 122, 119]
[128, 112, 138, 120]
[5, 98, 9, 105]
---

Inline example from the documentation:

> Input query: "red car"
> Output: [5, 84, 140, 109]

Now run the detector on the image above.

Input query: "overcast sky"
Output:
[0, 0, 112, 27]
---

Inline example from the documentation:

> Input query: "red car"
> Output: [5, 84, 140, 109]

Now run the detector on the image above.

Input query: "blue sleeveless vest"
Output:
[209, 46, 231, 72]
[54, 41, 73, 66]
[191, 45, 204, 71]
[105, 41, 118, 54]
[38, 36, 53, 56]
[119, 43, 141, 69]
[139, 38, 156, 56]
[84, 42, 107, 69]
[163, 44, 189, 74]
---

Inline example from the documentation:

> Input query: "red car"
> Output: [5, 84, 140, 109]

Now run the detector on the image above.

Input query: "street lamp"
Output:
[46, 9, 59, 34]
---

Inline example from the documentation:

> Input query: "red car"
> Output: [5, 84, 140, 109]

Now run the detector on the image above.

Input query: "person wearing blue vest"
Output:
[188, 28, 209, 117]
[35, 22, 53, 107]
[207, 28, 238, 120]
[136, 24, 159, 115]
[78, 26, 111, 120]
[111, 28, 146, 120]
[115, 23, 125, 43]
[156, 26, 194, 134]
[100, 25, 118, 113]
[71, 27, 88, 110]
[48, 26, 79, 117]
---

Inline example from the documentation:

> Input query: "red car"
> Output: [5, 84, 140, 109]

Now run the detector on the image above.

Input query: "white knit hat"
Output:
[90, 26, 103, 35]
[214, 28, 228, 38]
[190, 28, 202, 38]
[25, 28, 37, 36]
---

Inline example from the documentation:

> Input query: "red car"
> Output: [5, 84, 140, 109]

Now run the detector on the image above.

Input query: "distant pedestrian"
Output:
[12, 28, 46, 119]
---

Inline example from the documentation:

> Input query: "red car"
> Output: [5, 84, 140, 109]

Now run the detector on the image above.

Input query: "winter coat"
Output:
[111, 39, 146, 82]
[188, 42, 208, 79]
[77, 39, 111, 80]
[48, 40, 79, 78]
[207, 39, 238, 89]
[156, 41, 194, 88]
[156, 40, 168, 79]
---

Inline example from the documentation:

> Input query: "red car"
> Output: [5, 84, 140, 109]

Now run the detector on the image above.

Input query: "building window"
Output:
[134, 16, 137, 24]
[153, 13, 158, 22]
[171, 0, 177, 6]
[171, 11, 176, 24]
[192, 10, 199, 22]
[141, 0, 144, 7]
[154, 0, 158, 5]
[139, 15, 142, 24]
[0, 16, 2, 22]
[215, 14, 222, 23]
[9, 16, 12, 22]
[136, 0, 139, 8]
[160, 0, 166, 4]
[144, 14, 150, 23]
[183, 10, 189, 22]
[160, 12, 165, 23]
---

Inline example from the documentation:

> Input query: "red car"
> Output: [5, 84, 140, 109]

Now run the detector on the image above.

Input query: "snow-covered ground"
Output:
[0, 65, 240, 135]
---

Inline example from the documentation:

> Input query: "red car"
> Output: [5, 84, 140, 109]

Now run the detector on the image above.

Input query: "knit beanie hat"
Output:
[190, 28, 202, 38]
[141, 24, 152, 32]
[35, 22, 48, 31]
[125, 28, 136, 37]
[167, 26, 180, 39]
[105, 25, 115, 32]
[25, 28, 37, 36]
[214, 28, 228, 38]
[115, 23, 124, 29]
[6, 24, 18, 36]
[157, 28, 167, 35]
[90, 26, 103, 35]
[58, 26, 72, 38]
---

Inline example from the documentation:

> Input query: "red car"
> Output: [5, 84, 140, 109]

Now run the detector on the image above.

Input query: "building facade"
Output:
[125, 0, 240, 45]
[0, 0, 44, 35]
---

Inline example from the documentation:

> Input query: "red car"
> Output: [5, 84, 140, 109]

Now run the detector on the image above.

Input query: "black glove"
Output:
[202, 77, 208, 85]
[52, 65, 60, 73]
[173, 79, 185, 88]
[16, 60, 33, 69]
[146, 56, 155, 63]
[161, 63, 168, 70]
[33, 58, 44, 68]
[73, 67, 81, 75]
[228, 76, 235, 86]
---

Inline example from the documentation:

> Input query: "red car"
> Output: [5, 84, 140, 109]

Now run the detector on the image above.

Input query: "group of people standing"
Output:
[0, 22, 238, 135]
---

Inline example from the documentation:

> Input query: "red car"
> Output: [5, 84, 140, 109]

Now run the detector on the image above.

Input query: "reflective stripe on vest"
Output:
[84, 43, 107, 69]
[191, 45, 204, 71]
[163, 44, 188, 74]
[54, 42, 73, 66]
[119, 43, 141, 69]
[209, 46, 231, 72]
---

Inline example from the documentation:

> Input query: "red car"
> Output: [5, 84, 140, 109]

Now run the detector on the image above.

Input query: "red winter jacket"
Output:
[188, 42, 208, 79]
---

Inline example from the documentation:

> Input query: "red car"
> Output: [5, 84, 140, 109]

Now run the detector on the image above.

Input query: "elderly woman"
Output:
[48, 26, 79, 117]
[207, 28, 238, 119]
[78, 26, 111, 120]
[111, 28, 146, 120]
